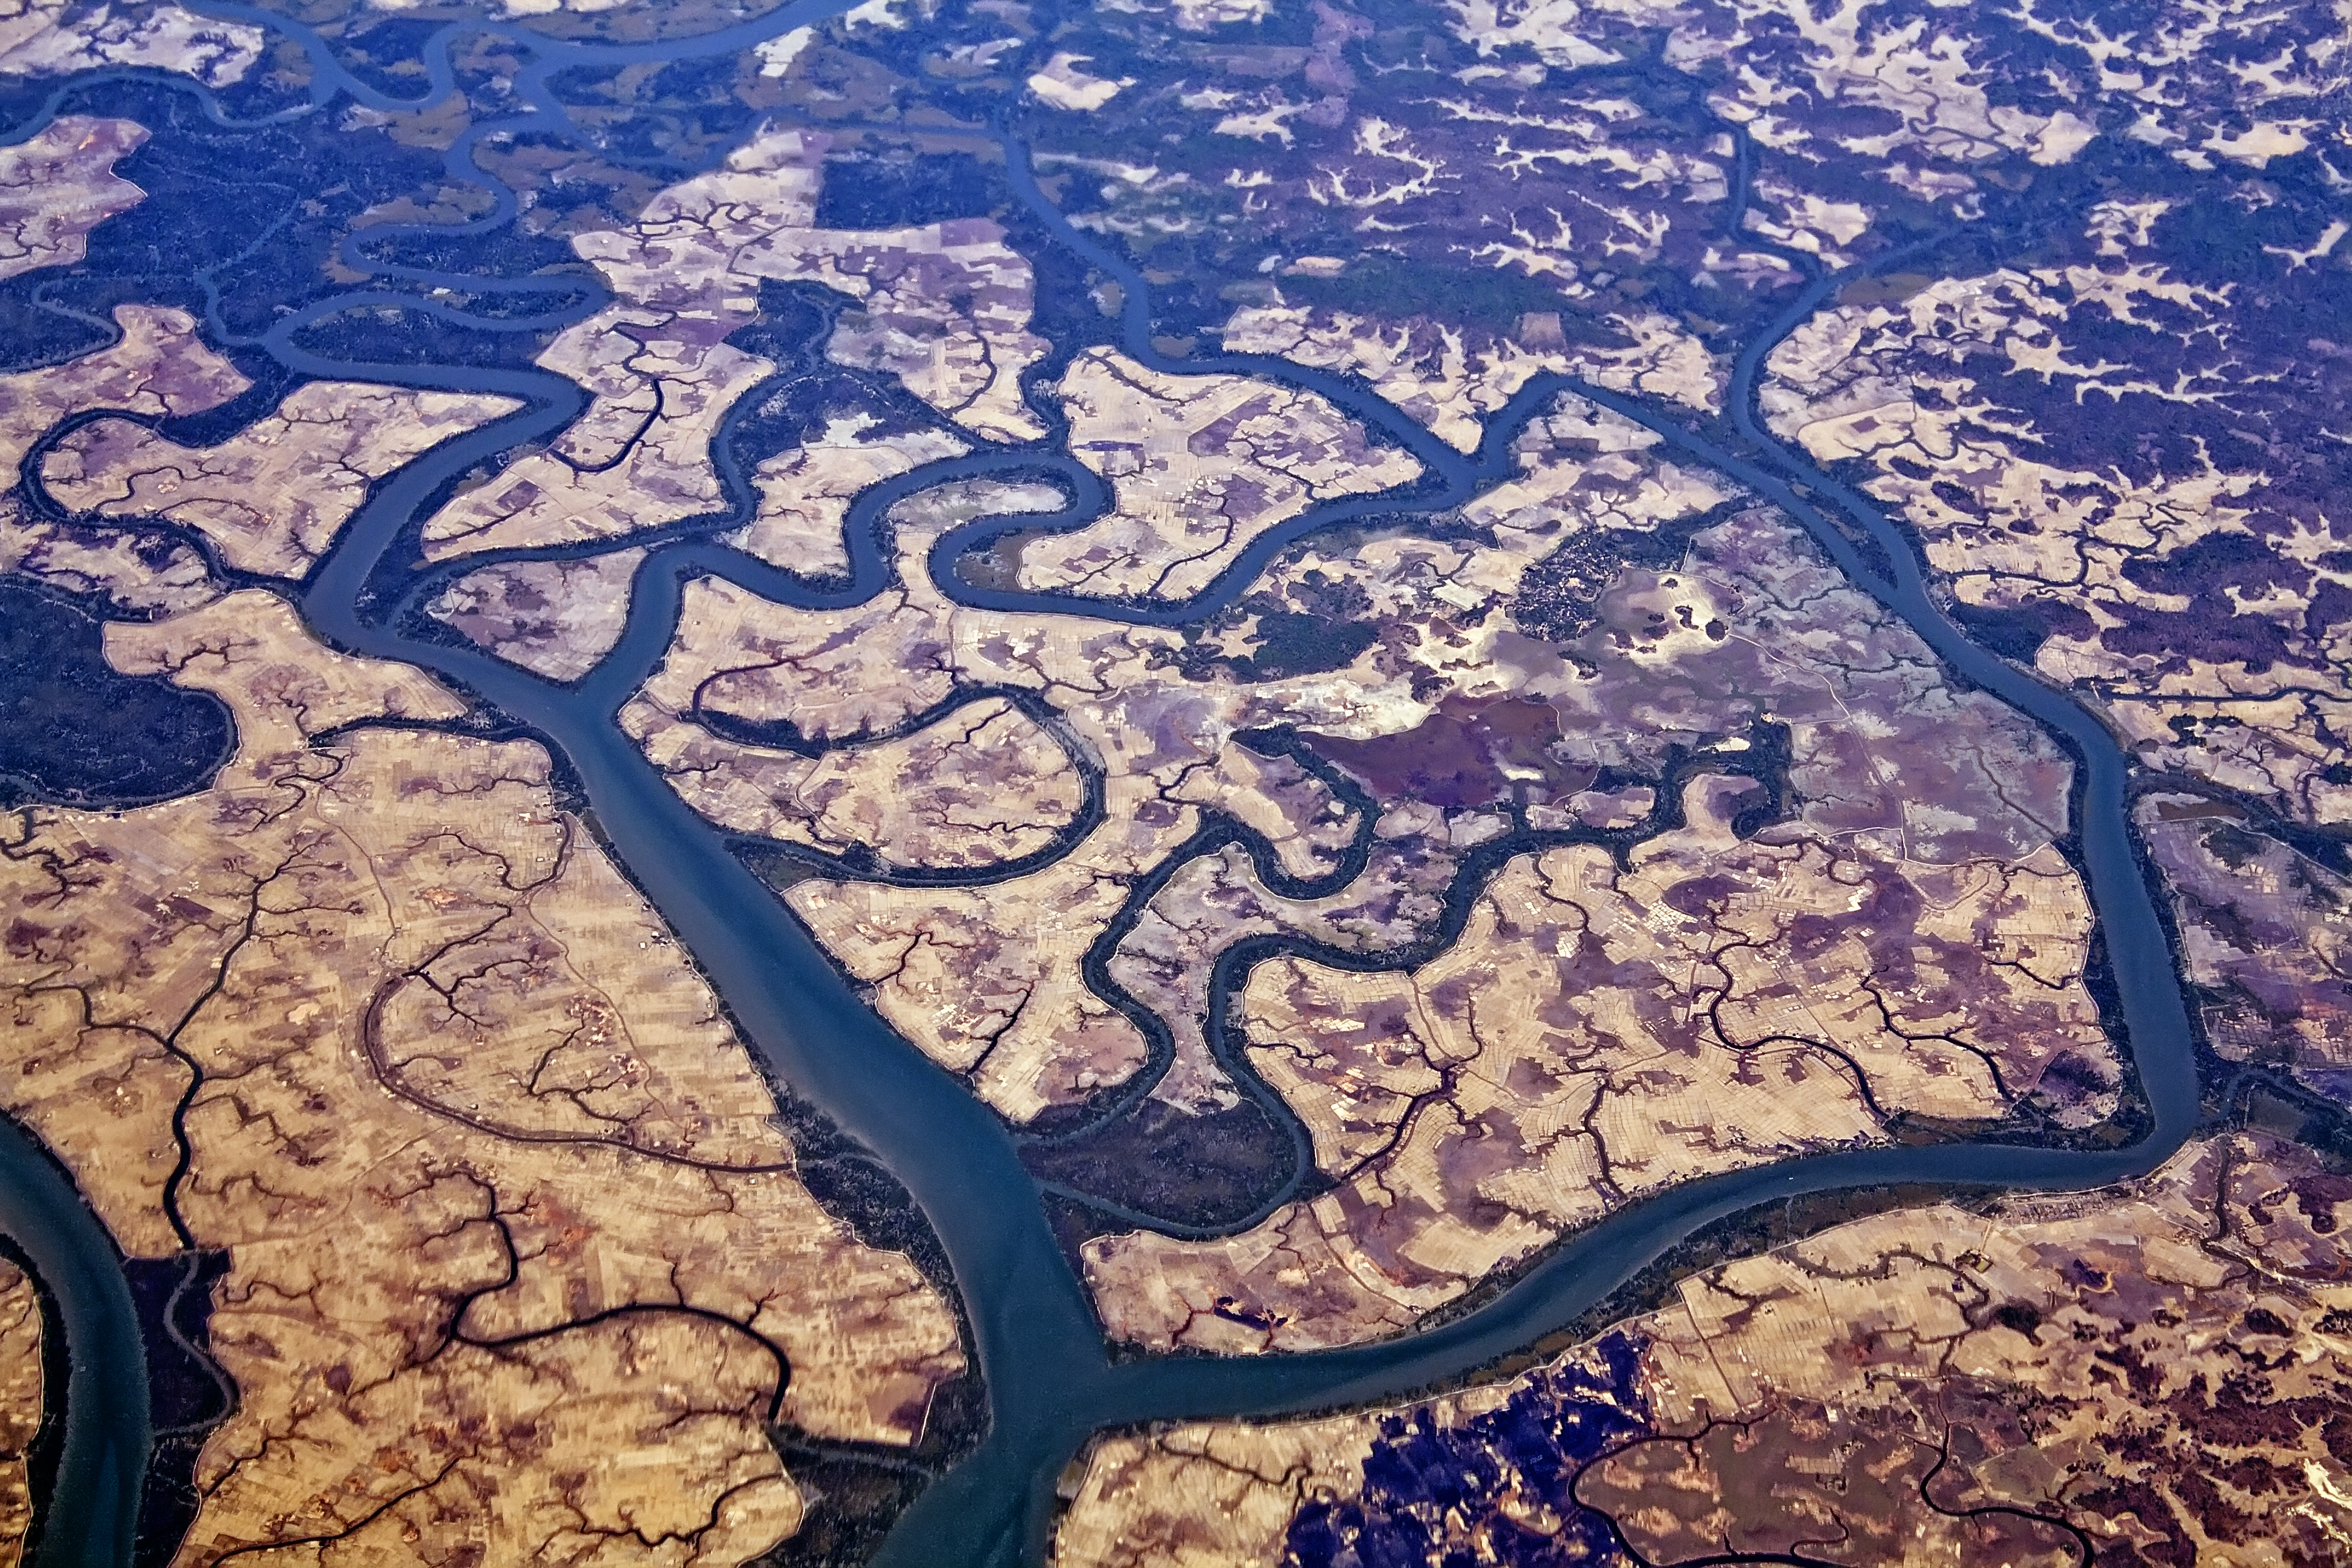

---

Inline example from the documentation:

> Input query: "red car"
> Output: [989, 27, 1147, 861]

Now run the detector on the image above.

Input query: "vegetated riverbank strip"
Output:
[0, 15, 2203, 1568]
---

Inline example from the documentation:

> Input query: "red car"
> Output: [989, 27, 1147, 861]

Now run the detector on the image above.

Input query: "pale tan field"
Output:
[1060, 1134, 2352, 1568]
[421, 128, 1047, 563]
[0, 592, 964, 1565]
[0, 1263, 34, 1568]
[0, 116, 146, 283]
[44, 382, 521, 578]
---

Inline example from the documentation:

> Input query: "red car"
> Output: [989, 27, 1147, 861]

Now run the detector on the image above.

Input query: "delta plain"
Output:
[1, 0, 2351, 1563]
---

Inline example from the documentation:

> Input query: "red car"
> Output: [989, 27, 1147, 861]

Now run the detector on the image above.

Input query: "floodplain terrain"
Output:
[0, 0, 2347, 1561]
[0, 1260, 34, 1568]
[3, 593, 967, 1561]
[1059, 1133, 2352, 1568]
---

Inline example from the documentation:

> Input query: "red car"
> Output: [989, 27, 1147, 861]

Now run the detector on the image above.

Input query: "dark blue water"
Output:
[0, 1114, 145, 1568]
[0, 8, 2199, 1566]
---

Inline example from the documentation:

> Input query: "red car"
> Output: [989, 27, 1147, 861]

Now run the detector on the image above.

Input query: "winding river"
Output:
[0, 1116, 144, 1568]
[1, 7, 2200, 1565]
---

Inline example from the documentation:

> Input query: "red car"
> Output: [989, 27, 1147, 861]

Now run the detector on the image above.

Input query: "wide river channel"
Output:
[4, 4, 2200, 1563]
